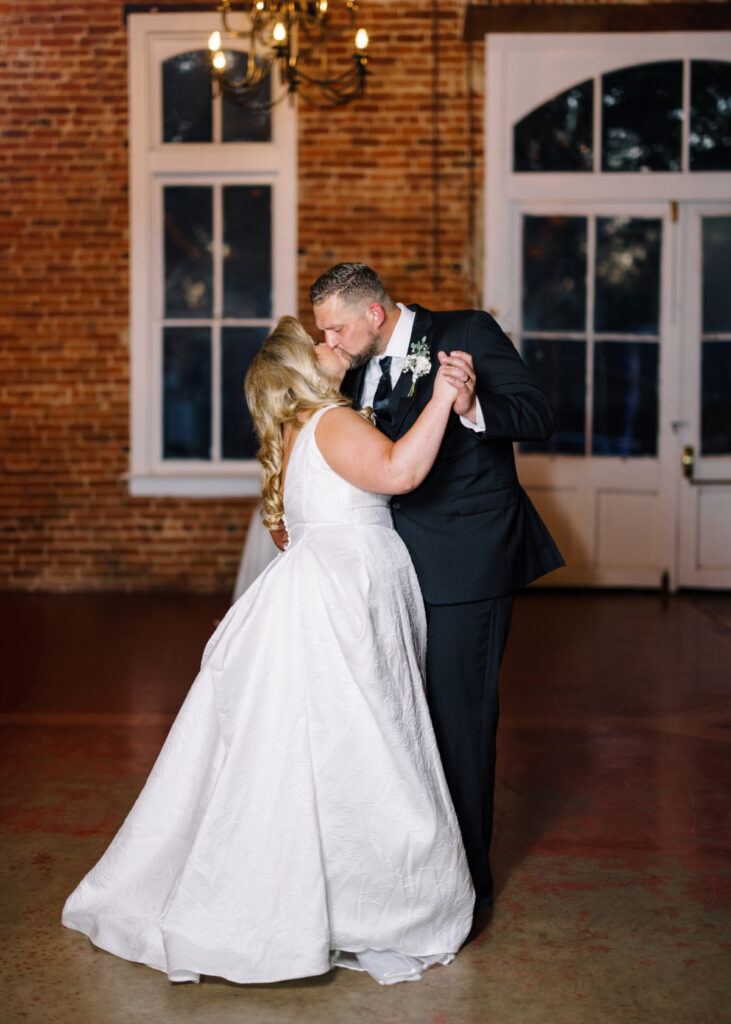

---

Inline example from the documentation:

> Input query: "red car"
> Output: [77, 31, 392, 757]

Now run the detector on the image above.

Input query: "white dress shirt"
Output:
[361, 304, 485, 432]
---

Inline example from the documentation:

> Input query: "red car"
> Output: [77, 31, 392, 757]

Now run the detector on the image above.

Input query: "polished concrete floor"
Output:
[1, 590, 729, 1023]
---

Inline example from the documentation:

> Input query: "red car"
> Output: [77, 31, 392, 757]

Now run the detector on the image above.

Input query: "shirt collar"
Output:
[382, 303, 414, 360]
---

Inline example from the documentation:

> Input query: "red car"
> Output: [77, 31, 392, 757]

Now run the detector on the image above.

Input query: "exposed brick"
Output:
[0, 0, 698, 591]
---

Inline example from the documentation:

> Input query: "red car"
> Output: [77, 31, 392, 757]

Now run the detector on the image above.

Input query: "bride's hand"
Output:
[431, 356, 461, 408]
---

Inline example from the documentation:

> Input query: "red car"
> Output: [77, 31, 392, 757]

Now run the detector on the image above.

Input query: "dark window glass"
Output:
[602, 61, 683, 172]
[522, 216, 587, 331]
[223, 185, 272, 318]
[164, 187, 213, 318]
[162, 51, 213, 144]
[702, 216, 731, 333]
[690, 60, 731, 172]
[222, 327, 269, 459]
[701, 341, 731, 455]
[593, 341, 658, 456]
[521, 338, 586, 454]
[595, 217, 662, 335]
[514, 80, 593, 172]
[163, 328, 212, 459]
[221, 52, 272, 142]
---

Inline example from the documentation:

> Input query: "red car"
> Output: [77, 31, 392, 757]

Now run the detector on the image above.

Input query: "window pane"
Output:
[164, 186, 213, 319]
[223, 185, 272, 318]
[521, 338, 586, 454]
[514, 80, 593, 172]
[702, 342, 731, 455]
[221, 52, 272, 142]
[702, 216, 731, 333]
[602, 61, 683, 172]
[522, 216, 587, 331]
[162, 51, 212, 144]
[595, 217, 662, 335]
[690, 60, 731, 172]
[163, 328, 211, 459]
[222, 327, 269, 459]
[593, 341, 658, 456]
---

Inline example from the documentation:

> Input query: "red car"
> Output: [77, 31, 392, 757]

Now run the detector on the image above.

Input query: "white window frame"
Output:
[484, 31, 731, 332]
[126, 12, 297, 497]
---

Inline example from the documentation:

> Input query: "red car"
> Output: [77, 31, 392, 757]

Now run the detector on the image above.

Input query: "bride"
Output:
[62, 316, 475, 987]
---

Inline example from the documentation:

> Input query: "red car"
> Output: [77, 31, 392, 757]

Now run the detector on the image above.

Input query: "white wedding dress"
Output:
[63, 406, 474, 986]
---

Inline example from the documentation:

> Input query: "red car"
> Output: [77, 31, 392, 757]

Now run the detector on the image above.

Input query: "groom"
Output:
[309, 263, 564, 908]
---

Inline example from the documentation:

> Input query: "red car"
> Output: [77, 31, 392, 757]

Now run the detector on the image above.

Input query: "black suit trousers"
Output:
[423, 593, 515, 901]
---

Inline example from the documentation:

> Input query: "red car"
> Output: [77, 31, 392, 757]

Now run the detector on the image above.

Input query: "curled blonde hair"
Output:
[244, 316, 351, 529]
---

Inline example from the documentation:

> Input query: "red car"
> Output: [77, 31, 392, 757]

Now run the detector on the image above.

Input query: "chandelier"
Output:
[207, 1, 370, 110]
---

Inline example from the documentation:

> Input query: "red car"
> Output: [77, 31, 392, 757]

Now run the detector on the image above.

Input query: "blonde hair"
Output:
[244, 316, 351, 529]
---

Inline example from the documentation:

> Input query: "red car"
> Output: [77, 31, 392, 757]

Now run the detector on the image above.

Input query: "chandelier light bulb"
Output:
[209, 0, 370, 110]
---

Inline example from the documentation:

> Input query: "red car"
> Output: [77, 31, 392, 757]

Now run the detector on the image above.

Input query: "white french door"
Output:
[513, 201, 678, 588]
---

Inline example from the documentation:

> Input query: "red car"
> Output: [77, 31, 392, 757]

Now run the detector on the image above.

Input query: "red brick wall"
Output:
[0, 0, 699, 591]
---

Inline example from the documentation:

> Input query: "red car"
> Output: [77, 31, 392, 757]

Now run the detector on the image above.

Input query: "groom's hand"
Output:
[270, 520, 289, 551]
[437, 350, 477, 422]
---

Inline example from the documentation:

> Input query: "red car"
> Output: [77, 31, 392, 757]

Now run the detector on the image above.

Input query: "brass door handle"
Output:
[681, 445, 694, 479]
[681, 444, 731, 486]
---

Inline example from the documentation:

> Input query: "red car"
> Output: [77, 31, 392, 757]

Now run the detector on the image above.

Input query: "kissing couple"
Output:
[63, 263, 563, 986]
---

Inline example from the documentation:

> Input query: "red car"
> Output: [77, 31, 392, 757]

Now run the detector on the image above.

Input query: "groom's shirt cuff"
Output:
[460, 398, 485, 433]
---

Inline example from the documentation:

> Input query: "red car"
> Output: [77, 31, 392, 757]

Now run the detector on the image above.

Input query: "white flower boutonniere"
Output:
[401, 336, 431, 398]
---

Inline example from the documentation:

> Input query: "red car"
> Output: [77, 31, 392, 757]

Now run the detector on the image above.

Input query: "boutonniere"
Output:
[401, 336, 431, 397]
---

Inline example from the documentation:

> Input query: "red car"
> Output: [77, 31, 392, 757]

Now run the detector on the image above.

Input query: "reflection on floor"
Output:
[1, 590, 729, 1024]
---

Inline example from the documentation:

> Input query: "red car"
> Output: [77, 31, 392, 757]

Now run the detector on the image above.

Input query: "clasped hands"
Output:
[437, 350, 477, 422]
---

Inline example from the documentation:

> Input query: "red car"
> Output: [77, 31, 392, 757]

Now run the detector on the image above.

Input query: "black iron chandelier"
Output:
[208, 0, 370, 110]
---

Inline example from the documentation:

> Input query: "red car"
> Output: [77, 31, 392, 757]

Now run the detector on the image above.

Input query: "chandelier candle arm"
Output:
[207, 0, 370, 110]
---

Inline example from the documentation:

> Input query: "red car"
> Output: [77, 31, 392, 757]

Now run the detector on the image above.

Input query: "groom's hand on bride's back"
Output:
[271, 521, 289, 551]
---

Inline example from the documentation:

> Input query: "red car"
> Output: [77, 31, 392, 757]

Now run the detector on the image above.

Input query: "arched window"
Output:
[513, 59, 731, 174]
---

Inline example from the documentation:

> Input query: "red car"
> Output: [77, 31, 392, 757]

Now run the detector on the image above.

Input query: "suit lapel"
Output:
[389, 304, 435, 438]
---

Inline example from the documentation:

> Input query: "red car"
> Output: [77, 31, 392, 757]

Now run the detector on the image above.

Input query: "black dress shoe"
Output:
[474, 891, 494, 909]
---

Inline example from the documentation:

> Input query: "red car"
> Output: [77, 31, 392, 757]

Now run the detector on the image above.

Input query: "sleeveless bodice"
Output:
[283, 406, 393, 544]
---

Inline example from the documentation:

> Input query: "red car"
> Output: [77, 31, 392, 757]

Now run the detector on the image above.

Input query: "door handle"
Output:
[681, 444, 731, 486]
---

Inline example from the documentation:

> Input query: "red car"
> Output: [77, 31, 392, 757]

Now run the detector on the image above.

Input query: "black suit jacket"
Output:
[342, 304, 564, 604]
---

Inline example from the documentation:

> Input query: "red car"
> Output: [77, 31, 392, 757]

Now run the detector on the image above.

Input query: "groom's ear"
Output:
[367, 302, 386, 330]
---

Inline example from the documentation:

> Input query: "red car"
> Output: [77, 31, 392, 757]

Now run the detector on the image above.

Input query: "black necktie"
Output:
[371, 356, 393, 424]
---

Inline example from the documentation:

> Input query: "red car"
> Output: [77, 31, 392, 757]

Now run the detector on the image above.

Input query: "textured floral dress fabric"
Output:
[62, 407, 474, 985]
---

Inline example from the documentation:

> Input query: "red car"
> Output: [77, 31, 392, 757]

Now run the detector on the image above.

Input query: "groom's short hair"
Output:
[309, 263, 389, 310]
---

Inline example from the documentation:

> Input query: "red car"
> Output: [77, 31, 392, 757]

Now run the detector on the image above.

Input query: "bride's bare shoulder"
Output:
[315, 404, 378, 453]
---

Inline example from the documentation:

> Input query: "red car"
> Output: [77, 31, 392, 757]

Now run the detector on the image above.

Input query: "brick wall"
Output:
[0, 0, 698, 591]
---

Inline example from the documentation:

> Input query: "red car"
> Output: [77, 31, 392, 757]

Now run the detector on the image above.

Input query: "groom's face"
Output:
[313, 295, 385, 370]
